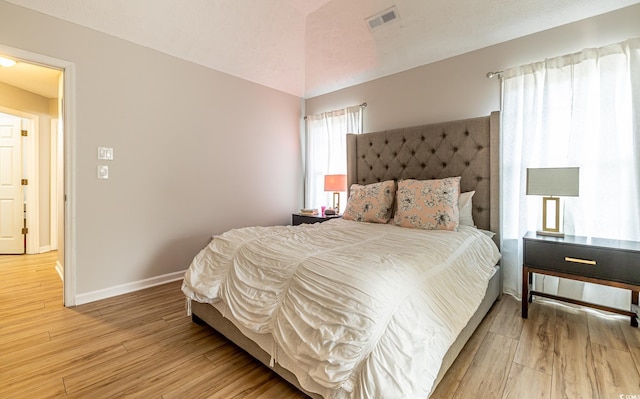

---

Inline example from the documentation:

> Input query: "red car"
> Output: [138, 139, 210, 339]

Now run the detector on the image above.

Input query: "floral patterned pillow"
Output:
[394, 177, 461, 231]
[343, 180, 396, 223]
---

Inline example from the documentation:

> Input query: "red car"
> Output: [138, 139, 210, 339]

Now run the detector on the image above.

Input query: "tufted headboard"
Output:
[346, 111, 500, 240]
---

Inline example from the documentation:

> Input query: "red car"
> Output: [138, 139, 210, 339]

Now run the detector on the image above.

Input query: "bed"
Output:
[182, 111, 501, 398]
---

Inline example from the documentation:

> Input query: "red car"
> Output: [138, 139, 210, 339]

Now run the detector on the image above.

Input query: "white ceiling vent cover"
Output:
[366, 6, 399, 30]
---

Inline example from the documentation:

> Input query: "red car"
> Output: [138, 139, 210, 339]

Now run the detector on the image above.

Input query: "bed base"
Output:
[191, 301, 324, 399]
[190, 267, 501, 398]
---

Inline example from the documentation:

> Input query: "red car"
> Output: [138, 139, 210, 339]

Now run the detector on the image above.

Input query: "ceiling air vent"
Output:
[366, 6, 399, 30]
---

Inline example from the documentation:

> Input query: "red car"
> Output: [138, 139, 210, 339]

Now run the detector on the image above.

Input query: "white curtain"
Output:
[501, 38, 640, 309]
[305, 105, 363, 210]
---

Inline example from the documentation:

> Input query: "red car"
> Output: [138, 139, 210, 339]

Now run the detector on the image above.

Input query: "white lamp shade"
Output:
[526, 167, 579, 197]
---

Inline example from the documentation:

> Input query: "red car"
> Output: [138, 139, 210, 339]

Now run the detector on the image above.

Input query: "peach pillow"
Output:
[343, 180, 396, 223]
[394, 177, 461, 231]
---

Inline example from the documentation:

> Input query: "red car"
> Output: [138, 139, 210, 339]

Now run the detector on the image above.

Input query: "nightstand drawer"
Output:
[524, 239, 640, 286]
[522, 231, 640, 327]
[292, 213, 341, 226]
[293, 214, 324, 225]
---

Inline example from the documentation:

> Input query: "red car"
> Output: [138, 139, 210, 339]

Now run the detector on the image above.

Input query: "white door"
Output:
[0, 117, 24, 254]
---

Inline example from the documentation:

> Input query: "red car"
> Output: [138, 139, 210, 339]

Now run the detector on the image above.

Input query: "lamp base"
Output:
[536, 230, 565, 238]
[332, 192, 340, 214]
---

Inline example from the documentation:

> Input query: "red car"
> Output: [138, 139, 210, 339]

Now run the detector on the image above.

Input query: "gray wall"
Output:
[305, 4, 640, 132]
[3, 0, 639, 302]
[0, 1, 303, 298]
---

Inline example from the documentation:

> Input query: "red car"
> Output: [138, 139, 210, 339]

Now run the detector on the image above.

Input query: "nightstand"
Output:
[522, 231, 640, 327]
[292, 213, 341, 226]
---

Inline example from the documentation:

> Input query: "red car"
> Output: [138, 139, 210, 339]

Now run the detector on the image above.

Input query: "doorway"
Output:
[0, 44, 76, 306]
[0, 64, 62, 266]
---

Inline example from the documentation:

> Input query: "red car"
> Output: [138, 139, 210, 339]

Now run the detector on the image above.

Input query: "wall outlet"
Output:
[97, 165, 109, 179]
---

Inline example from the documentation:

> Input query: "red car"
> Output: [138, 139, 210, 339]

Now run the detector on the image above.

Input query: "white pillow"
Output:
[479, 229, 496, 238]
[458, 191, 475, 227]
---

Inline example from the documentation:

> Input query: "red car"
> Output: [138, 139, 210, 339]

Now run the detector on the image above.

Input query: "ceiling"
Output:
[1, 0, 639, 99]
[0, 60, 61, 98]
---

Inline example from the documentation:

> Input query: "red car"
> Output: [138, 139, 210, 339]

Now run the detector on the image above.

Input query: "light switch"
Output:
[98, 147, 114, 160]
[97, 165, 109, 179]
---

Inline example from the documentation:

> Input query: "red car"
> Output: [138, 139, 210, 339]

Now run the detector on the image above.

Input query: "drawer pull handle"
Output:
[565, 257, 596, 265]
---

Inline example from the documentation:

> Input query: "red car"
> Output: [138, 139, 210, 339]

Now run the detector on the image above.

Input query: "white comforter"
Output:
[182, 219, 500, 399]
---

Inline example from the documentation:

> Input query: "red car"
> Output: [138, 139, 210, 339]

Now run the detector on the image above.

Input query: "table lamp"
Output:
[526, 167, 579, 237]
[324, 174, 347, 214]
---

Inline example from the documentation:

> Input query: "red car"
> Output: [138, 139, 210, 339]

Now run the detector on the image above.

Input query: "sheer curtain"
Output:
[304, 105, 363, 210]
[501, 38, 640, 309]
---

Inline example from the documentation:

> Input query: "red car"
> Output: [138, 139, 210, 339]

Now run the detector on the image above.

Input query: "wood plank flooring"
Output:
[2, 252, 640, 398]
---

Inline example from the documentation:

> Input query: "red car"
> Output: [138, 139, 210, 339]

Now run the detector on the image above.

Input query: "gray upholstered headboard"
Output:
[346, 111, 500, 241]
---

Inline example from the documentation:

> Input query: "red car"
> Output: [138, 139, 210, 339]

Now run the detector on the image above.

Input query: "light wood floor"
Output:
[1, 252, 640, 398]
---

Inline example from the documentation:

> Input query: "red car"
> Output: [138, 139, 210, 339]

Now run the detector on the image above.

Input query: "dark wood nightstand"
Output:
[292, 213, 341, 226]
[522, 231, 640, 326]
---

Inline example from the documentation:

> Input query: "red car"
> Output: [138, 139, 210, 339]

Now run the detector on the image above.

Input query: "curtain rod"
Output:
[486, 71, 503, 79]
[304, 102, 367, 120]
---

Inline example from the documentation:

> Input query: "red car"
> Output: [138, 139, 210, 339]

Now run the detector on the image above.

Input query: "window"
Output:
[500, 38, 640, 309]
[304, 105, 363, 210]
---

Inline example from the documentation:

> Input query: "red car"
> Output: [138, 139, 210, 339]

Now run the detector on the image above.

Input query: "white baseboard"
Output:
[74, 270, 186, 306]
[40, 245, 51, 253]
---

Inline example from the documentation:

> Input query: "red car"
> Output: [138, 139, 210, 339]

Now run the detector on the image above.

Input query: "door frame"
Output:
[24, 115, 39, 254]
[0, 43, 77, 306]
[50, 118, 59, 251]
